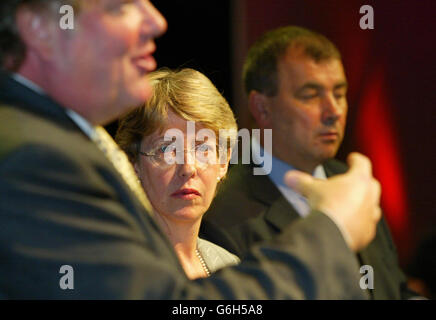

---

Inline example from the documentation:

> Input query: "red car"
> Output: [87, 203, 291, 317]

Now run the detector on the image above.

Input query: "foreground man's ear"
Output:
[15, 5, 59, 62]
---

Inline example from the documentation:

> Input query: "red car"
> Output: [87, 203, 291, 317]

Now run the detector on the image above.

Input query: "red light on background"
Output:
[355, 66, 411, 260]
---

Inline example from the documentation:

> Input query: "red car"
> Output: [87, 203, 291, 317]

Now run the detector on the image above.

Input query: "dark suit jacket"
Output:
[0, 72, 366, 299]
[201, 161, 415, 299]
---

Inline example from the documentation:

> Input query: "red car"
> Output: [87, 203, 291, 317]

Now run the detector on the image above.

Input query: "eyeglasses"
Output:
[139, 140, 225, 169]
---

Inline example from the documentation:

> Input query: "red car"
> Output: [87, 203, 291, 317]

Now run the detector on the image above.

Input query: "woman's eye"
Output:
[159, 145, 175, 154]
[197, 144, 212, 153]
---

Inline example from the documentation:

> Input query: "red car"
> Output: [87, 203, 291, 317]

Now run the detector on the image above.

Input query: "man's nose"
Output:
[321, 93, 343, 126]
[139, 1, 168, 39]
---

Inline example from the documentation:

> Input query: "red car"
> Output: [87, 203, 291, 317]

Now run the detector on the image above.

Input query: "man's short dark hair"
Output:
[0, 0, 76, 71]
[242, 26, 342, 97]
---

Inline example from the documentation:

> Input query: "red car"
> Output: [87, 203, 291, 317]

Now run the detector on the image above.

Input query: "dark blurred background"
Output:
[112, 0, 435, 281]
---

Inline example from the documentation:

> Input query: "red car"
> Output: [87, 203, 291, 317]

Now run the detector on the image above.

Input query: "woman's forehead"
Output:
[148, 112, 211, 139]
[144, 122, 214, 147]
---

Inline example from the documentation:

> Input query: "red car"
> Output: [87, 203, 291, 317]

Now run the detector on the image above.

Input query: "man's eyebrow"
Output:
[334, 81, 348, 90]
[295, 82, 323, 93]
[295, 81, 348, 93]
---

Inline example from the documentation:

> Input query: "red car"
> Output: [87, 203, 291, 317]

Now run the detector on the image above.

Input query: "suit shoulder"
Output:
[206, 164, 253, 218]
[205, 163, 273, 227]
[218, 163, 253, 193]
[0, 102, 93, 164]
[0, 103, 32, 158]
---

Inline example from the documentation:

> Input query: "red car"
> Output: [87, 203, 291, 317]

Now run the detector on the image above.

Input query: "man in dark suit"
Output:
[1, 1, 381, 299]
[201, 26, 415, 299]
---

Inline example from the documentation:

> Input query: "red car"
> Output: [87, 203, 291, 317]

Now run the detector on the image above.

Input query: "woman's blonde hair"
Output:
[116, 68, 237, 163]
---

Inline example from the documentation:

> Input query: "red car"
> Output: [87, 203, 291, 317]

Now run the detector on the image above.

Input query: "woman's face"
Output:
[134, 111, 229, 223]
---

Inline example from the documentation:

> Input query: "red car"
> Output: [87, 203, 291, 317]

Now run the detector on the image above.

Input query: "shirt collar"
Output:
[251, 135, 327, 185]
[11, 73, 45, 95]
[65, 109, 96, 140]
[251, 136, 327, 218]
[11, 73, 96, 139]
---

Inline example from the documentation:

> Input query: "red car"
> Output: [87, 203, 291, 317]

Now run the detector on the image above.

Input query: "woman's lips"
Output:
[171, 188, 201, 200]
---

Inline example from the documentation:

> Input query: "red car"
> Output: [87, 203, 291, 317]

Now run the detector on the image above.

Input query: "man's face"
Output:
[265, 47, 348, 173]
[47, 0, 167, 124]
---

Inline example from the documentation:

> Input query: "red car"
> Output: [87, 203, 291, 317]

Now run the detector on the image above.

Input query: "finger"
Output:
[347, 152, 372, 177]
[374, 206, 382, 222]
[284, 170, 314, 198]
[373, 178, 382, 201]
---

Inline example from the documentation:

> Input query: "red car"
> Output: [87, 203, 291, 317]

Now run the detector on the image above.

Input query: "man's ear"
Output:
[248, 91, 272, 128]
[15, 5, 58, 61]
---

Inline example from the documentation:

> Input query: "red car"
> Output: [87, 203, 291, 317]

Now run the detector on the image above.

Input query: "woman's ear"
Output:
[217, 148, 232, 180]
[218, 163, 229, 180]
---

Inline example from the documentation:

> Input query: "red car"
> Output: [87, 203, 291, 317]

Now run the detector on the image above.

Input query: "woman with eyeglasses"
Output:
[115, 68, 240, 279]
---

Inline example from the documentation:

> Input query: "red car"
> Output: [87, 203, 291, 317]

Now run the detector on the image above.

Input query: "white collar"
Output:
[11, 73, 45, 95]
[251, 136, 327, 217]
[65, 109, 96, 140]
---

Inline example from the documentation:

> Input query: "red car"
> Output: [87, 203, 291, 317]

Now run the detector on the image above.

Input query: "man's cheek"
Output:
[92, 18, 134, 56]
[339, 117, 347, 134]
[108, 27, 138, 55]
[99, 33, 131, 57]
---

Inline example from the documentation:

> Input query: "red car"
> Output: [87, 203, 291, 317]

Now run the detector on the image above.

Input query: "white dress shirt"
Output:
[251, 136, 327, 217]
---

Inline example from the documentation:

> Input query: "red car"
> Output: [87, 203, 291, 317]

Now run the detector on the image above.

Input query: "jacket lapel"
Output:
[249, 159, 347, 232]
[248, 167, 281, 205]
[264, 197, 301, 231]
[247, 164, 300, 231]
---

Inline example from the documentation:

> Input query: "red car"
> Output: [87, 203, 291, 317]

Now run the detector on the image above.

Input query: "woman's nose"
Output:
[178, 150, 197, 178]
